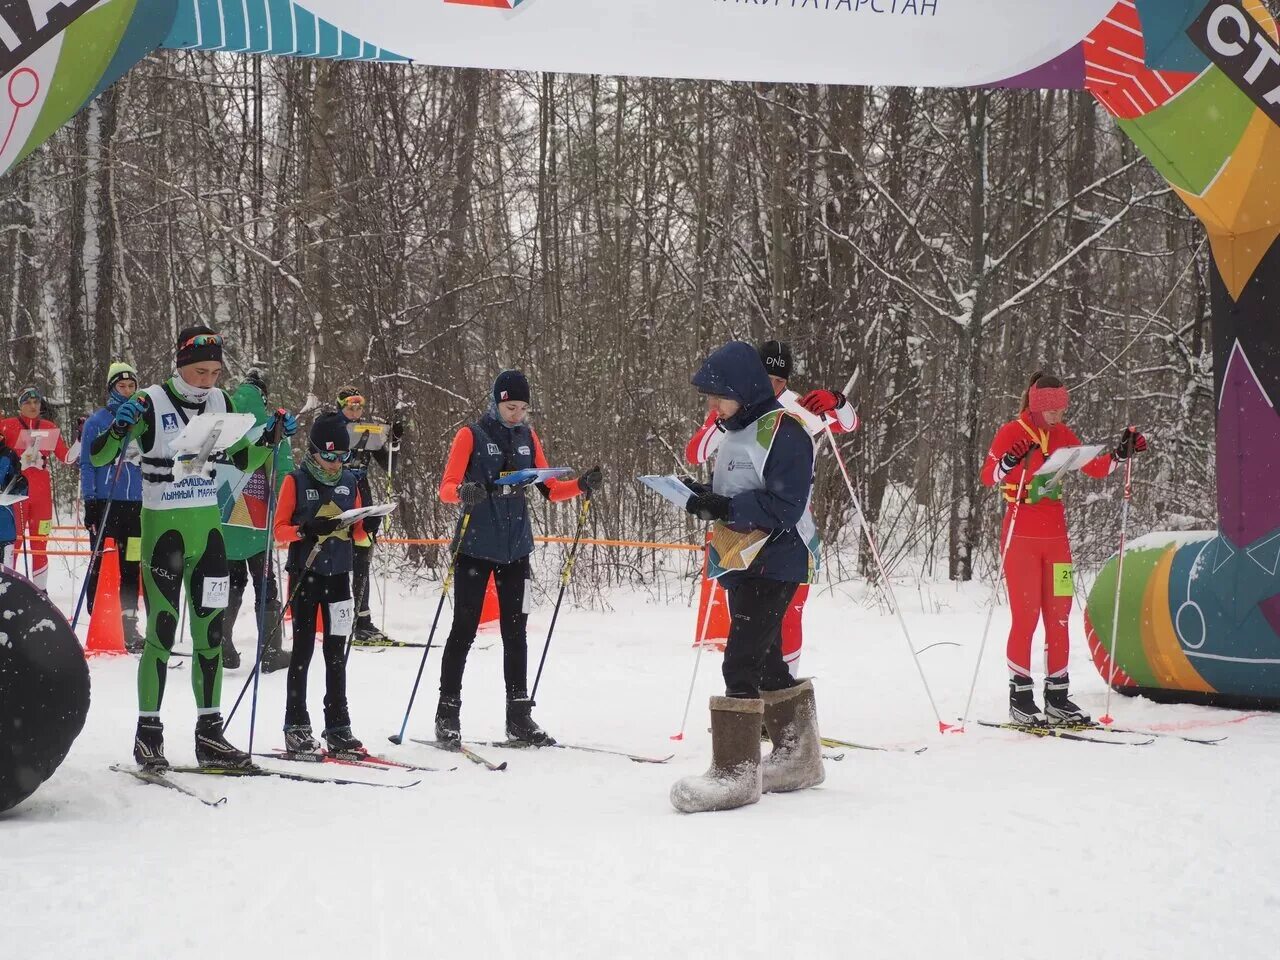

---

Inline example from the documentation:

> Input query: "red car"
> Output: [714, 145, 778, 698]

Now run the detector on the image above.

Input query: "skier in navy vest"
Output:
[671, 341, 825, 814]
[434, 370, 601, 747]
[272, 412, 368, 754]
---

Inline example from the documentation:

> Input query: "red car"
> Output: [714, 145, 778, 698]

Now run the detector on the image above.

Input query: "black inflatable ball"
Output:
[0, 568, 91, 813]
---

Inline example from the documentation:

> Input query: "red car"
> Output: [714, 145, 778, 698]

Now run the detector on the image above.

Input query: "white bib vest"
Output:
[140, 384, 229, 511]
[709, 409, 821, 580]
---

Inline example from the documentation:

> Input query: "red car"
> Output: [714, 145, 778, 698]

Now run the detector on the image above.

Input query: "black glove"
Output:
[686, 492, 733, 522]
[391, 419, 406, 442]
[578, 465, 603, 497]
[999, 439, 1034, 473]
[300, 516, 343, 540]
[1114, 427, 1148, 461]
[679, 476, 711, 497]
[457, 481, 488, 509]
[84, 499, 105, 532]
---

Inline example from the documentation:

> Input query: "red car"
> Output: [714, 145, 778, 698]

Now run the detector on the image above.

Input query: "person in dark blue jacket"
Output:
[433, 369, 601, 748]
[79, 361, 144, 650]
[672, 341, 826, 815]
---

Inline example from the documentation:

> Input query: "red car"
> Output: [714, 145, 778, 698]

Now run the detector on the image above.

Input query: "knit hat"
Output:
[106, 361, 138, 393]
[492, 369, 530, 405]
[1028, 384, 1069, 414]
[176, 325, 224, 368]
[309, 412, 351, 455]
[16, 386, 41, 406]
[758, 340, 793, 380]
[242, 368, 269, 399]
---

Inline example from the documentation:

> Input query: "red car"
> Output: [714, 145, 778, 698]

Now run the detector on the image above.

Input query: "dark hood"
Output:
[691, 340, 780, 431]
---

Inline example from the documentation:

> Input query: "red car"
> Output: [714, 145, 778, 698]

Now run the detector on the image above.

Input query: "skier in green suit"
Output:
[91, 326, 298, 769]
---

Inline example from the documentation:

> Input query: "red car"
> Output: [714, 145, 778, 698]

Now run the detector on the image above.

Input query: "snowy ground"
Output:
[4, 553, 1279, 960]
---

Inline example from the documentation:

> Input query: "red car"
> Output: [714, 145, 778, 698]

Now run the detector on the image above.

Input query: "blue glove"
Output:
[262, 410, 298, 441]
[110, 396, 145, 438]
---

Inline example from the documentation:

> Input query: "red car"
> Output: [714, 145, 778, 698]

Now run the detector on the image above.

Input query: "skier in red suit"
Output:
[0, 387, 77, 592]
[980, 372, 1147, 726]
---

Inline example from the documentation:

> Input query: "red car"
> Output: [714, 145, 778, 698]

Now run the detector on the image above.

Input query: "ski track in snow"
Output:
[5, 560, 1280, 959]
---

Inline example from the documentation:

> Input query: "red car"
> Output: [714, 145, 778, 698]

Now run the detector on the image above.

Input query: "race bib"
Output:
[202, 576, 230, 609]
[125, 537, 141, 563]
[1052, 562, 1074, 598]
[327, 599, 355, 637]
[37, 519, 51, 536]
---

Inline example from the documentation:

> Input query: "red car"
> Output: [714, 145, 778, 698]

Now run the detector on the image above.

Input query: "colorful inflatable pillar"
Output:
[1083, 1, 1280, 706]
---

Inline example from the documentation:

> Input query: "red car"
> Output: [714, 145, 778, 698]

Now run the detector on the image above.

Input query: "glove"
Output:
[391, 419, 406, 442]
[262, 410, 298, 441]
[110, 396, 145, 438]
[83, 499, 104, 532]
[685, 492, 733, 523]
[799, 389, 846, 417]
[999, 439, 1034, 473]
[680, 477, 711, 497]
[1114, 427, 1148, 461]
[578, 465, 603, 497]
[457, 481, 488, 508]
[299, 515, 343, 540]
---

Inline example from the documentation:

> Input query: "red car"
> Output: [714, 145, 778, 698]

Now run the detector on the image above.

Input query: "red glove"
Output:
[799, 389, 845, 417]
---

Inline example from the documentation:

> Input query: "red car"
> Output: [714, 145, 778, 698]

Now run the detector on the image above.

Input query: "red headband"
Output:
[1028, 385, 1069, 414]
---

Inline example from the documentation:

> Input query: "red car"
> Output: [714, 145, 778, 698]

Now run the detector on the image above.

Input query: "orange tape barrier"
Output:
[27, 534, 703, 554]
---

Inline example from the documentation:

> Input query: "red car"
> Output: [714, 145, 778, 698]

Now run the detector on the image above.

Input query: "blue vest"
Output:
[458, 415, 537, 564]
[286, 467, 359, 576]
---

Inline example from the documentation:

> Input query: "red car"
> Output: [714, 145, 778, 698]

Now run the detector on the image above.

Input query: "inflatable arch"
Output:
[0, 4, 1273, 783]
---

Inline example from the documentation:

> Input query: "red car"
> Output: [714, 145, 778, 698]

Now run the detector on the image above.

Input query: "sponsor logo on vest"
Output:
[518, 445, 530, 456]
[306, 489, 319, 501]
[487, 443, 500, 455]
[161, 413, 179, 432]
[335, 486, 350, 495]
[727, 458, 752, 473]
[159, 476, 215, 503]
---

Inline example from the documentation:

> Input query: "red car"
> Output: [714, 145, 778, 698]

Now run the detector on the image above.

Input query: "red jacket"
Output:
[981, 414, 1114, 539]
[0, 416, 71, 511]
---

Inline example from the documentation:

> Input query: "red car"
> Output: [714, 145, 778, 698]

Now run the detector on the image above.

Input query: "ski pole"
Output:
[244, 412, 287, 757]
[70, 405, 145, 630]
[1099, 448, 1135, 726]
[957, 446, 1034, 732]
[530, 495, 592, 700]
[824, 424, 955, 734]
[388, 510, 472, 746]
[671, 549, 719, 741]
[379, 441, 396, 629]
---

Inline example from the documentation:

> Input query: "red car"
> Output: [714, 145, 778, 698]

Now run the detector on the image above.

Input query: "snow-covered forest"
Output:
[0, 55, 1214, 581]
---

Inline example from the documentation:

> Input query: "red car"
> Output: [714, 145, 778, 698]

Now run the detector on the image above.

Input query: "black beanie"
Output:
[243, 368, 269, 399]
[492, 369, 530, 405]
[309, 412, 351, 454]
[758, 340, 793, 380]
[176, 325, 224, 368]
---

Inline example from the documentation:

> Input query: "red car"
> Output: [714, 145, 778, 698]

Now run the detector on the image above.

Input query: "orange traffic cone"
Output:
[478, 574, 500, 630]
[85, 538, 127, 657]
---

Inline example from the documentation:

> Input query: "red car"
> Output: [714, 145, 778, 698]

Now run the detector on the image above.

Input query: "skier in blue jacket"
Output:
[79, 362, 145, 650]
[671, 341, 826, 814]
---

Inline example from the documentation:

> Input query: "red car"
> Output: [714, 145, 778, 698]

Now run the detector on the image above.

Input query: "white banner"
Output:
[305, 0, 1115, 88]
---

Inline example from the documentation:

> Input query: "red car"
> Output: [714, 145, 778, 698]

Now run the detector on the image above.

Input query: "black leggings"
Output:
[285, 571, 353, 729]
[722, 577, 801, 699]
[226, 551, 276, 644]
[86, 500, 142, 615]
[438, 553, 530, 700]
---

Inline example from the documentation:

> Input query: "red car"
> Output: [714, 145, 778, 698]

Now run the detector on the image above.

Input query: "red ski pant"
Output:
[13, 497, 51, 589]
[780, 583, 809, 676]
[1003, 535, 1073, 679]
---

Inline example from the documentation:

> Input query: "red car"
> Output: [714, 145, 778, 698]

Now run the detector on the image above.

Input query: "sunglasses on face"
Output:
[316, 450, 351, 463]
[181, 333, 224, 349]
[342, 397, 366, 408]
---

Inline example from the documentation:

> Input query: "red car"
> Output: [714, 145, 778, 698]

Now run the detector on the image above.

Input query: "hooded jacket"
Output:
[691, 341, 816, 585]
[79, 391, 143, 502]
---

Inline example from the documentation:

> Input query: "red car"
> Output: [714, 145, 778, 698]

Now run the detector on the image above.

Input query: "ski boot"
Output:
[122, 611, 146, 655]
[194, 714, 253, 769]
[435, 696, 462, 748]
[352, 615, 393, 647]
[323, 726, 364, 754]
[1009, 677, 1047, 726]
[284, 724, 321, 754]
[260, 600, 292, 673]
[1044, 674, 1091, 726]
[671, 696, 764, 814]
[506, 696, 556, 747]
[133, 717, 169, 770]
[221, 635, 241, 670]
